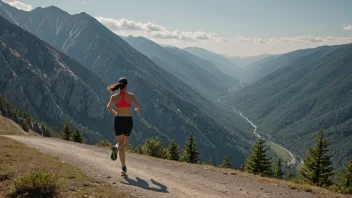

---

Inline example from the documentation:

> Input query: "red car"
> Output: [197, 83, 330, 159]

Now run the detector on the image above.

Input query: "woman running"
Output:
[106, 77, 141, 174]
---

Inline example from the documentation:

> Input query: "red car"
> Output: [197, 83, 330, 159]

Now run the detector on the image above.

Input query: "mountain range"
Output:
[2, 1, 351, 169]
[0, 2, 251, 165]
[123, 36, 239, 100]
[225, 43, 352, 167]
[183, 47, 243, 80]
[226, 54, 271, 68]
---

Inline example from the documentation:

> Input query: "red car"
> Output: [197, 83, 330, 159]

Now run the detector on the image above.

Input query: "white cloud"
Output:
[1, 0, 32, 11]
[343, 25, 352, 31]
[254, 38, 266, 43]
[238, 36, 352, 44]
[95, 16, 226, 42]
[238, 37, 252, 43]
[82, 0, 87, 5]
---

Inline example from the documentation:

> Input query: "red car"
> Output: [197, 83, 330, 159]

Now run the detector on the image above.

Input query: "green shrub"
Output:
[96, 140, 112, 148]
[135, 145, 143, 154]
[13, 171, 57, 197]
[142, 137, 165, 158]
[20, 119, 29, 132]
[125, 144, 134, 152]
[71, 130, 84, 143]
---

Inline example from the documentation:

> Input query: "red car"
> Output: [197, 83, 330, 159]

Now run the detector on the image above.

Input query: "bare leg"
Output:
[116, 135, 125, 166]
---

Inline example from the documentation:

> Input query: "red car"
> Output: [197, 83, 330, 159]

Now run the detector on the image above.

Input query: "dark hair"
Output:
[107, 78, 128, 93]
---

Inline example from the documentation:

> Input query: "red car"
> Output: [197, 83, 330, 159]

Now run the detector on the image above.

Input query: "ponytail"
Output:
[107, 78, 128, 93]
[107, 83, 121, 93]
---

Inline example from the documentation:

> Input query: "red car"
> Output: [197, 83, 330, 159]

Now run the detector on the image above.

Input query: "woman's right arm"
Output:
[106, 95, 117, 116]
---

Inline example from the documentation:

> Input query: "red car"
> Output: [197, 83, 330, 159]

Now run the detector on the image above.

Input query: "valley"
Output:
[0, 0, 351, 183]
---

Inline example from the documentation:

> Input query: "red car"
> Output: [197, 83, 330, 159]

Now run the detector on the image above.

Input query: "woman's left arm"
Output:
[106, 95, 117, 116]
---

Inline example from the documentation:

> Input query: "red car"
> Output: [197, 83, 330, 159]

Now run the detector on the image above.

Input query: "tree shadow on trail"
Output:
[120, 175, 168, 193]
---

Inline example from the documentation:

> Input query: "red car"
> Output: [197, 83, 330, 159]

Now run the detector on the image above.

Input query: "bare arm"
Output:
[132, 94, 141, 113]
[106, 95, 117, 116]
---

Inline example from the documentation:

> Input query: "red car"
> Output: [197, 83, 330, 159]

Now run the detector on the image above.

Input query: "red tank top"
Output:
[116, 92, 131, 108]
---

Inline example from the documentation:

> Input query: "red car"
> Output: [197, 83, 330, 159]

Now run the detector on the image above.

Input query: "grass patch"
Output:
[288, 183, 313, 192]
[96, 139, 112, 148]
[267, 142, 292, 162]
[11, 171, 58, 197]
[0, 136, 131, 198]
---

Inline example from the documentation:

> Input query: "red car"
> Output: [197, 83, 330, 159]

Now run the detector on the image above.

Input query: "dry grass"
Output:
[253, 175, 346, 197]
[0, 115, 132, 198]
[0, 116, 37, 136]
[0, 136, 132, 198]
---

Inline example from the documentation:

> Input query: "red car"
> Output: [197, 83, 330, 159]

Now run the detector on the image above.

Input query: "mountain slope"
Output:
[123, 36, 238, 99]
[183, 47, 243, 79]
[227, 54, 271, 68]
[0, 15, 108, 143]
[0, 3, 252, 165]
[225, 44, 352, 167]
[242, 46, 340, 85]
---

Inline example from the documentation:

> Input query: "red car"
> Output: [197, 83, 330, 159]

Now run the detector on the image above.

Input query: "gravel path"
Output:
[6, 135, 337, 198]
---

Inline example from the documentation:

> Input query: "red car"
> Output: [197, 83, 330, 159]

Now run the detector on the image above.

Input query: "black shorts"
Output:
[114, 116, 133, 136]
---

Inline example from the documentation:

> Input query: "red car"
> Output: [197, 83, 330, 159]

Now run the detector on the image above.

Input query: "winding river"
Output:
[217, 96, 296, 165]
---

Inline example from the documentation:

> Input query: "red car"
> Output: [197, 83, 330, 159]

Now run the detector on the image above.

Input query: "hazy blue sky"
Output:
[4, 0, 352, 56]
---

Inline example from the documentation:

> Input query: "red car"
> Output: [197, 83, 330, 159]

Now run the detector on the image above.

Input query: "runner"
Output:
[106, 78, 141, 175]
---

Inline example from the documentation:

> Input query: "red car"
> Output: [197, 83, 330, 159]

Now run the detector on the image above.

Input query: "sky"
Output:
[3, 0, 352, 57]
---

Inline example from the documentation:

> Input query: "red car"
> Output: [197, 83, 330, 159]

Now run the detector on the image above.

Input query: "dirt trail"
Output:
[6, 136, 332, 198]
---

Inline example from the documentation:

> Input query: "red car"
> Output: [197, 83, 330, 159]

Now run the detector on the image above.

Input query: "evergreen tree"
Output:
[142, 136, 165, 158]
[300, 129, 333, 187]
[167, 139, 180, 161]
[41, 124, 51, 137]
[33, 122, 41, 134]
[72, 130, 84, 143]
[220, 155, 232, 168]
[336, 157, 352, 194]
[182, 133, 199, 164]
[20, 119, 29, 132]
[245, 138, 272, 176]
[61, 121, 72, 141]
[0, 100, 6, 115]
[275, 158, 284, 179]
[25, 116, 32, 129]
[286, 166, 296, 180]
[13, 111, 19, 123]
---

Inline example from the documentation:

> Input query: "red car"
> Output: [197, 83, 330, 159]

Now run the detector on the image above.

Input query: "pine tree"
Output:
[245, 138, 272, 176]
[220, 155, 232, 168]
[182, 133, 199, 164]
[300, 129, 333, 187]
[286, 166, 296, 180]
[336, 157, 352, 194]
[61, 121, 72, 141]
[275, 158, 284, 179]
[167, 139, 180, 161]
[13, 112, 19, 123]
[41, 124, 51, 137]
[33, 122, 41, 134]
[72, 130, 84, 143]
[20, 119, 29, 132]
